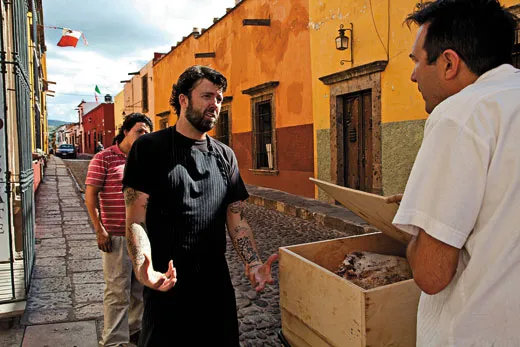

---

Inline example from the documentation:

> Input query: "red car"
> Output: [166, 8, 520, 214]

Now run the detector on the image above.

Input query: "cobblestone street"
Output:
[227, 202, 353, 346]
[0, 156, 358, 347]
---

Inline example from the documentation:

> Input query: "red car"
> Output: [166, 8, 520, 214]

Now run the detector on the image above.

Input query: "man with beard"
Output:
[122, 65, 277, 346]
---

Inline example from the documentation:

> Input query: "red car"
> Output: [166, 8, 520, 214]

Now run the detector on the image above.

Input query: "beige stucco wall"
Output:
[114, 90, 124, 132]
[123, 60, 154, 128]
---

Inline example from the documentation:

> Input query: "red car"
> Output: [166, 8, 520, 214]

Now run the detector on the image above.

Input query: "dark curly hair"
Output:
[405, 0, 517, 76]
[169, 65, 227, 116]
[112, 113, 153, 145]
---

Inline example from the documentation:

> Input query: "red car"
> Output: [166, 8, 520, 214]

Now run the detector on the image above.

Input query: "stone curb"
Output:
[245, 186, 380, 236]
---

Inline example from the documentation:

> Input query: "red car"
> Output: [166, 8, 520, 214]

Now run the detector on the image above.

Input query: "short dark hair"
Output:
[169, 65, 227, 116]
[112, 113, 153, 145]
[406, 0, 517, 76]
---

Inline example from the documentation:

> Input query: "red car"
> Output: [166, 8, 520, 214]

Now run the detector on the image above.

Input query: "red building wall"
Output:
[82, 103, 115, 154]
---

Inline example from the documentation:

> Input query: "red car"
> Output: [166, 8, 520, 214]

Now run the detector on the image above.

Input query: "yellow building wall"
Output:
[310, 0, 520, 197]
[310, 0, 519, 129]
[114, 90, 125, 132]
[41, 53, 48, 152]
[154, 0, 313, 132]
[310, 0, 418, 131]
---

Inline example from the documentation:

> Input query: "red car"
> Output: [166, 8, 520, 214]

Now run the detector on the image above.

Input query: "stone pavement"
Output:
[20, 156, 106, 346]
[1, 155, 368, 347]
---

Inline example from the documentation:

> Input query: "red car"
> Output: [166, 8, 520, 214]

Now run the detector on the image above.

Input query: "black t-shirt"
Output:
[123, 126, 249, 269]
[123, 126, 248, 202]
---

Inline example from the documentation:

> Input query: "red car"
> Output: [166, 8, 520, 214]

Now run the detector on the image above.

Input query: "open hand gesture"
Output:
[140, 254, 177, 292]
[246, 253, 278, 292]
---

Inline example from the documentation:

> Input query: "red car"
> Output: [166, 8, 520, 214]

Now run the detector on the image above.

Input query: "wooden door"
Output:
[342, 90, 373, 192]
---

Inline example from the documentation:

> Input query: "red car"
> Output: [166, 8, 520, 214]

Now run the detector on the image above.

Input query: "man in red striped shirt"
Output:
[85, 113, 153, 347]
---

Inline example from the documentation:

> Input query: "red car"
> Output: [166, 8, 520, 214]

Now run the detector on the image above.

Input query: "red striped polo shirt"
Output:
[85, 144, 127, 236]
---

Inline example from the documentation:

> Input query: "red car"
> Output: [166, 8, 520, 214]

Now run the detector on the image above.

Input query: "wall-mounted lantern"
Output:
[336, 23, 354, 65]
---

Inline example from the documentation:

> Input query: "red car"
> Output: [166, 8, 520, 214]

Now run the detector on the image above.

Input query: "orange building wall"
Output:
[153, 0, 315, 197]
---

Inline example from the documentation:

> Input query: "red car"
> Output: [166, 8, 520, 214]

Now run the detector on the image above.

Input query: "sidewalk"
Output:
[3, 156, 107, 347]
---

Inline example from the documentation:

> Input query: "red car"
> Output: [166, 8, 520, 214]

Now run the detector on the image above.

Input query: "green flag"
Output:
[95, 85, 101, 94]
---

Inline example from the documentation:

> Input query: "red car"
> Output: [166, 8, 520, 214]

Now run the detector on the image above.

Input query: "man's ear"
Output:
[179, 93, 189, 109]
[440, 49, 461, 80]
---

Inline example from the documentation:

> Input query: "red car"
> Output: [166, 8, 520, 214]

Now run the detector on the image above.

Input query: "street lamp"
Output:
[336, 23, 354, 65]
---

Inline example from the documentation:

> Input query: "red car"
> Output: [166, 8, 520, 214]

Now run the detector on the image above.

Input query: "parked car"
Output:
[56, 144, 77, 159]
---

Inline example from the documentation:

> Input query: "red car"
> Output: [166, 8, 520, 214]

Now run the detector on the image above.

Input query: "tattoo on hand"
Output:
[229, 201, 245, 220]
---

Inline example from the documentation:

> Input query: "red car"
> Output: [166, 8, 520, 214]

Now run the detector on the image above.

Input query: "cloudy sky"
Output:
[43, 0, 236, 122]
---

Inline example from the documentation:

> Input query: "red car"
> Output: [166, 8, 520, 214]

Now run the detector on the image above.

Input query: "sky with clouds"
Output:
[43, 0, 236, 122]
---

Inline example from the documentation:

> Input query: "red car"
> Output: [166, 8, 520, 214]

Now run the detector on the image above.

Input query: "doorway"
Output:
[342, 90, 372, 192]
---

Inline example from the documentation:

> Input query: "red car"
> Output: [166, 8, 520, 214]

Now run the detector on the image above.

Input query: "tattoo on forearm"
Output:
[124, 188, 138, 207]
[127, 222, 149, 268]
[236, 236, 259, 264]
[232, 224, 259, 264]
[229, 201, 245, 220]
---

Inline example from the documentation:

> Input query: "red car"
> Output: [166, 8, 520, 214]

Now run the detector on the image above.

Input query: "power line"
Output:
[48, 92, 110, 97]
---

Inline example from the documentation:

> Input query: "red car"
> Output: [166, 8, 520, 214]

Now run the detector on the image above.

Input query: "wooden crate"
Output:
[279, 232, 420, 347]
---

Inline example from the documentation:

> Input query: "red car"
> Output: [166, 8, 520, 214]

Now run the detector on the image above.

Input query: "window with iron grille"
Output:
[142, 75, 149, 113]
[243, 81, 279, 174]
[215, 104, 231, 146]
[252, 94, 276, 170]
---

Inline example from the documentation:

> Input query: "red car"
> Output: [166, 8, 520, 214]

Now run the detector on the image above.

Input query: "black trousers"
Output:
[138, 258, 239, 347]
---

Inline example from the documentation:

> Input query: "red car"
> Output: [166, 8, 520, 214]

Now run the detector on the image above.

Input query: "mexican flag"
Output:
[57, 29, 82, 48]
[95, 85, 101, 103]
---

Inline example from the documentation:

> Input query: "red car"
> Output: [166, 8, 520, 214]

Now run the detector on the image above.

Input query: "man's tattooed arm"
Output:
[124, 187, 153, 282]
[228, 201, 246, 220]
[227, 201, 263, 268]
[127, 222, 149, 266]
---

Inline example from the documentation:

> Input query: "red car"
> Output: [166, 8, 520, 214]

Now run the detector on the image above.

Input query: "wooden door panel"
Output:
[344, 96, 360, 189]
[342, 90, 373, 192]
[362, 92, 373, 191]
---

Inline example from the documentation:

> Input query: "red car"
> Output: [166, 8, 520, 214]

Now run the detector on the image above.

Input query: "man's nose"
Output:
[211, 97, 220, 107]
[410, 69, 417, 83]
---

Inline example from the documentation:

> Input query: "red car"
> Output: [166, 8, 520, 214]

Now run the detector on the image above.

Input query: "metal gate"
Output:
[0, 0, 36, 304]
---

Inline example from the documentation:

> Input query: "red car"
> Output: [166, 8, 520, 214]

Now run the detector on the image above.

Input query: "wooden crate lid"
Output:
[310, 178, 411, 244]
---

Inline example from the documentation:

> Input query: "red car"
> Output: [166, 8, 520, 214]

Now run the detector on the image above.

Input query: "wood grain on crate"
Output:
[279, 233, 420, 347]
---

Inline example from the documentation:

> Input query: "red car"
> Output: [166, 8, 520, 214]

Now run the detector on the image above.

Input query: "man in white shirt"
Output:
[391, 0, 520, 346]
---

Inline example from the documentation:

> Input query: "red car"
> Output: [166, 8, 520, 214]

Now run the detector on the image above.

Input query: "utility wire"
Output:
[49, 92, 99, 97]
[369, 0, 389, 60]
